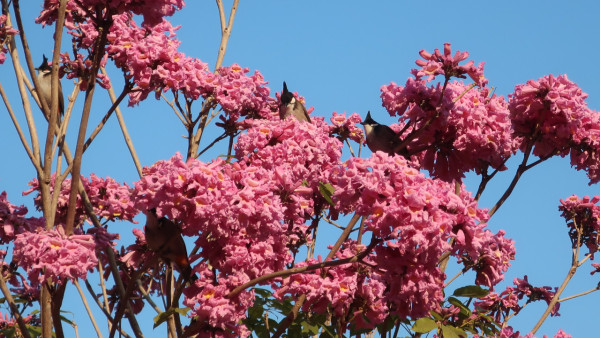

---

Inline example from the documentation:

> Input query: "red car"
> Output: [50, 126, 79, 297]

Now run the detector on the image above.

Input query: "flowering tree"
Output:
[0, 1, 597, 337]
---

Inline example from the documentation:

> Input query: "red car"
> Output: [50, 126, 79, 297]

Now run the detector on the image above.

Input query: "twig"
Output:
[136, 279, 162, 313]
[101, 68, 144, 177]
[530, 218, 583, 334]
[488, 146, 533, 217]
[73, 279, 102, 337]
[0, 80, 40, 172]
[558, 285, 600, 303]
[161, 92, 188, 126]
[65, 8, 111, 235]
[83, 280, 132, 338]
[82, 82, 132, 153]
[345, 139, 356, 157]
[97, 258, 112, 333]
[0, 272, 32, 338]
[214, 0, 240, 70]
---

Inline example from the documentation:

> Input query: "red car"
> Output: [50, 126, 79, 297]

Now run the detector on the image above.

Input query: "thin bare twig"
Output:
[73, 279, 102, 338]
[0, 80, 40, 172]
[214, 0, 240, 70]
[0, 272, 32, 338]
[83, 280, 132, 338]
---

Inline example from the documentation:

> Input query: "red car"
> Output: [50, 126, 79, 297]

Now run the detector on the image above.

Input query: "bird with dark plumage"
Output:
[144, 208, 194, 281]
[361, 111, 401, 155]
[35, 54, 64, 116]
[279, 81, 311, 122]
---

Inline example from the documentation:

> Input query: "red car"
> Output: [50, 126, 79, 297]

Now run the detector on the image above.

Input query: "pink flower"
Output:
[0, 15, 18, 64]
[37, 0, 184, 28]
[559, 195, 600, 256]
[328, 112, 365, 144]
[474, 276, 559, 323]
[13, 226, 99, 286]
[183, 264, 252, 337]
[24, 174, 137, 226]
[0, 191, 44, 244]
[509, 74, 590, 157]
[381, 79, 517, 181]
[412, 42, 487, 86]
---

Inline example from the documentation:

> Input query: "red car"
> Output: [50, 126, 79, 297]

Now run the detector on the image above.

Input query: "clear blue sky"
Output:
[1, 1, 600, 336]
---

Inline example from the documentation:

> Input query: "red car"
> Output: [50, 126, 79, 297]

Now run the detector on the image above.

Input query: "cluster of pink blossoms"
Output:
[558, 195, 600, 255]
[321, 152, 515, 321]
[412, 42, 487, 86]
[182, 263, 253, 337]
[509, 74, 600, 183]
[24, 173, 137, 226]
[475, 327, 571, 338]
[0, 191, 44, 244]
[13, 226, 99, 286]
[37, 0, 184, 28]
[131, 154, 288, 333]
[380, 44, 517, 181]
[105, 14, 211, 105]
[235, 118, 343, 228]
[274, 241, 388, 330]
[475, 276, 559, 324]
[0, 312, 39, 333]
[0, 15, 18, 64]
[328, 112, 365, 144]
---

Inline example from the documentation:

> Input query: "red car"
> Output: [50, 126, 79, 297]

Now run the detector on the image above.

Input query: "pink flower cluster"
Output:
[0, 312, 39, 333]
[412, 42, 487, 86]
[24, 173, 137, 226]
[510, 74, 589, 154]
[212, 64, 275, 122]
[104, 13, 275, 119]
[474, 276, 559, 324]
[558, 195, 600, 255]
[131, 154, 288, 333]
[380, 78, 517, 181]
[475, 327, 571, 338]
[273, 241, 387, 330]
[37, 0, 184, 28]
[453, 223, 516, 287]
[328, 112, 365, 144]
[0, 15, 18, 64]
[183, 263, 253, 337]
[106, 14, 210, 105]
[235, 118, 343, 227]
[13, 226, 99, 285]
[325, 152, 515, 320]
[510, 74, 600, 183]
[0, 191, 44, 244]
[60, 52, 111, 91]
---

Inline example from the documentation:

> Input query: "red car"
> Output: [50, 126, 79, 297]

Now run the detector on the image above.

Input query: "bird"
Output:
[279, 81, 311, 122]
[144, 208, 194, 281]
[361, 111, 401, 155]
[36, 54, 64, 117]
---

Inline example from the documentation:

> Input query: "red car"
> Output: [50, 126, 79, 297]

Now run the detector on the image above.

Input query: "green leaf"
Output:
[447, 297, 472, 316]
[301, 320, 319, 335]
[453, 285, 489, 298]
[318, 182, 335, 206]
[27, 325, 43, 337]
[441, 324, 467, 338]
[412, 317, 436, 333]
[153, 307, 190, 328]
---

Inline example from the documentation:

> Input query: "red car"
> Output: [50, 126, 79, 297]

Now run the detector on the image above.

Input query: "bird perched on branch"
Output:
[35, 54, 64, 117]
[144, 209, 194, 281]
[279, 81, 311, 122]
[361, 111, 401, 155]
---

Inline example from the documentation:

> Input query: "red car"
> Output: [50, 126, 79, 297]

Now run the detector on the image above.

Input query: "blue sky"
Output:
[1, 1, 600, 336]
